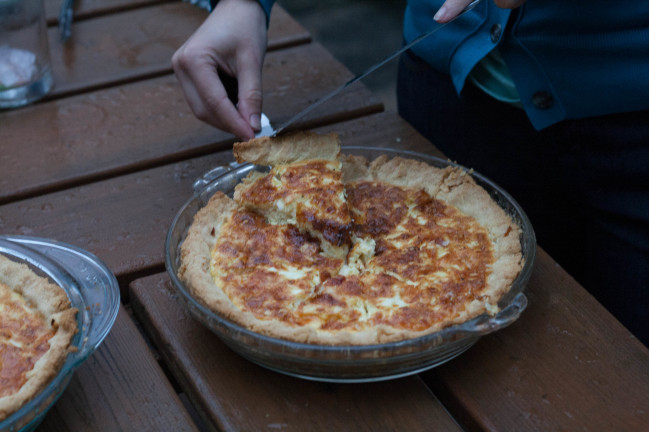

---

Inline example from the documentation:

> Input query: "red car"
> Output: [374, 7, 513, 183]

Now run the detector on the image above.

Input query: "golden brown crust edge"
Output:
[361, 155, 523, 309]
[233, 131, 340, 165]
[0, 254, 78, 421]
[178, 192, 238, 319]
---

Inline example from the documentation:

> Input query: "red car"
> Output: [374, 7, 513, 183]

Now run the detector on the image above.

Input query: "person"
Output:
[172, 0, 649, 346]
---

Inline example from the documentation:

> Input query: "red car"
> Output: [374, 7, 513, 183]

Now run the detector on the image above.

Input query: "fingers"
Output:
[235, 53, 264, 133]
[173, 46, 255, 139]
[171, 0, 268, 140]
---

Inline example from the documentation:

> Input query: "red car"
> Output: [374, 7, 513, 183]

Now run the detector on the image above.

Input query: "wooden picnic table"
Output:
[2, 1, 648, 431]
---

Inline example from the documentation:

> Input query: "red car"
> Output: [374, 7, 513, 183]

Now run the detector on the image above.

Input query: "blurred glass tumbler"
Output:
[0, 0, 53, 109]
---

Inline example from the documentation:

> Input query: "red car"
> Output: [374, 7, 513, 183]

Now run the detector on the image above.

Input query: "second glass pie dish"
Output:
[0, 236, 120, 431]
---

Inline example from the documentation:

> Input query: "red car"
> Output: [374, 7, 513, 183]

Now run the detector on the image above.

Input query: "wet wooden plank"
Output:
[44, 3, 310, 99]
[0, 43, 381, 205]
[422, 247, 649, 431]
[263, 5, 313, 50]
[45, 0, 171, 24]
[0, 113, 427, 292]
[46, 3, 211, 98]
[37, 308, 199, 432]
[129, 273, 462, 432]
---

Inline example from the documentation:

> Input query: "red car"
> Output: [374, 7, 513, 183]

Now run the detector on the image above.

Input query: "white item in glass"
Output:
[0, 0, 54, 109]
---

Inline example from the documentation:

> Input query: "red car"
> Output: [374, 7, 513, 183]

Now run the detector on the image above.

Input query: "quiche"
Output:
[233, 132, 352, 260]
[179, 132, 523, 345]
[0, 254, 78, 421]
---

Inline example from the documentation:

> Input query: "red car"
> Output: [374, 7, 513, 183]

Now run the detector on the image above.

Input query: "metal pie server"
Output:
[269, 0, 483, 136]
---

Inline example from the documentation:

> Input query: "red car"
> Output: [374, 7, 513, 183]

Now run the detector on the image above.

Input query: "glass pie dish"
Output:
[165, 147, 536, 383]
[0, 235, 120, 431]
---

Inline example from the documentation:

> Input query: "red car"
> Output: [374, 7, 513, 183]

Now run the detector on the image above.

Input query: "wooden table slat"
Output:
[45, 0, 172, 25]
[0, 43, 381, 205]
[129, 273, 463, 432]
[422, 247, 649, 431]
[38, 308, 199, 432]
[43, 3, 309, 100]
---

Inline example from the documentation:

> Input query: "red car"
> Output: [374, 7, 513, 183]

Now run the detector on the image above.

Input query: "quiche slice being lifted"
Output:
[0, 254, 77, 421]
[178, 131, 523, 345]
[233, 131, 352, 260]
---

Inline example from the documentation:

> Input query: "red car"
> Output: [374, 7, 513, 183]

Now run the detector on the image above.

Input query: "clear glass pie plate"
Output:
[0, 236, 120, 431]
[165, 147, 536, 383]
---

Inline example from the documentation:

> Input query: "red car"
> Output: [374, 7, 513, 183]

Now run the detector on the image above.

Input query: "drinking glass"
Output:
[0, 0, 53, 109]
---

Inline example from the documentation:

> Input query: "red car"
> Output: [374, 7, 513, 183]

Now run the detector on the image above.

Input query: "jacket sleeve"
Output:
[209, 0, 275, 23]
[257, 0, 275, 19]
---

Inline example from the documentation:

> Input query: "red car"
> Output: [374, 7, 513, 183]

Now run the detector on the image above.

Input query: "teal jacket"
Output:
[255, 0, 649, 130]
[404, 1, 649, 129]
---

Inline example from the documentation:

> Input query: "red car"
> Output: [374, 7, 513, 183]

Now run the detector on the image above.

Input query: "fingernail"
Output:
[249, 113, 261, 131]
[433, 5, 447, 22]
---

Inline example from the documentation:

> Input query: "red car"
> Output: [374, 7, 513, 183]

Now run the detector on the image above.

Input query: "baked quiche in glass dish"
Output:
[0, 236, 119, 431]
[166, 132, 535, 382]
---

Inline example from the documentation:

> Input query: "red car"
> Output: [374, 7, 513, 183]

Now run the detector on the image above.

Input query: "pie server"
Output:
[271, 0, 483, 136]
[220, 0, 483, 137]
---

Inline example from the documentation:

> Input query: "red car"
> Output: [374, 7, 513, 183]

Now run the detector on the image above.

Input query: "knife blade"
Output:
[271, 0, 483, 136]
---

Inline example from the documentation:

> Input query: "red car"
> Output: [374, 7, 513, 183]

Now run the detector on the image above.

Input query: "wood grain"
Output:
[422, 247, 649, 431]
[47, 3, 210, 98]
[0, 43, 380, 205]
[129, 273, 463, 432]
[37, 308, 199, 432]
[45, 0, 172, 24]
[44, 3, 310, 99]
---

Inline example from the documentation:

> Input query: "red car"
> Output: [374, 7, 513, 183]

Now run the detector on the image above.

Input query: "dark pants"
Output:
[397, 49, 649, 346]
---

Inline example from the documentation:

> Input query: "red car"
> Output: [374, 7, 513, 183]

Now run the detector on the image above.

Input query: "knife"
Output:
[271, 0, 483, 136]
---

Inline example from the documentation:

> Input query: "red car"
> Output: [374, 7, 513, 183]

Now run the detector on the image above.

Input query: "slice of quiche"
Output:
[232, 131, 352, 260]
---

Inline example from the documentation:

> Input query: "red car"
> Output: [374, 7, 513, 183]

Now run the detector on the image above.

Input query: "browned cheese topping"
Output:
[0, 283, 54, 398]
[211, 180, 494, 334]
[211, 211, 343, 326]
[237, 160, 352, 250]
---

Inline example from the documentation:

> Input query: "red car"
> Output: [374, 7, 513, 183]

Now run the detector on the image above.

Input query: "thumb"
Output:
[236, 64, 264, 132]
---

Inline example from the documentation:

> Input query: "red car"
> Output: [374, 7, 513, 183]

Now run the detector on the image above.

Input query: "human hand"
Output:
[434, 0, 527, 23]
[172, 0, 268, 140]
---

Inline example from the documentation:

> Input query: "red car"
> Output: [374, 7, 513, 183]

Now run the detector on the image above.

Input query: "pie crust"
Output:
[0, 254, 78, 421]
[179, 132, 523, 345]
